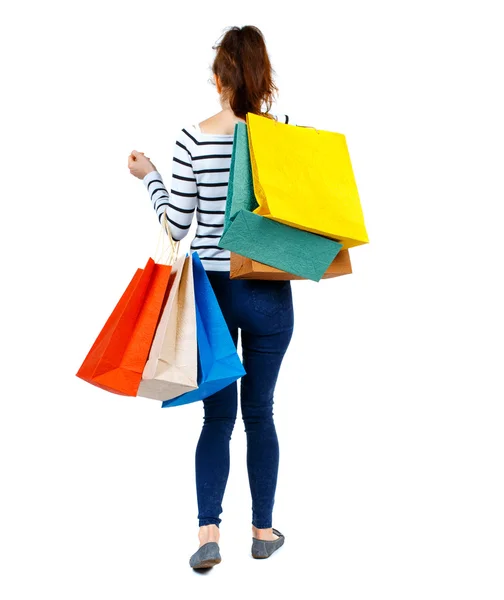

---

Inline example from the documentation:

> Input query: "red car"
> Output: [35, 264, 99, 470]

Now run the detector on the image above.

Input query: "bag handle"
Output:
[275, 120, 320, 134]
[154, 209, 180, 266]
[297, 124, 320, 134]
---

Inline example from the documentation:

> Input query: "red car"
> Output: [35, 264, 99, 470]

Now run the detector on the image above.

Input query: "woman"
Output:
[128, 25, 295, 569]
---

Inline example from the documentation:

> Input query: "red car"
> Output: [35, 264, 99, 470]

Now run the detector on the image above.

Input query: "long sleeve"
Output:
[142, 129, 198, 242]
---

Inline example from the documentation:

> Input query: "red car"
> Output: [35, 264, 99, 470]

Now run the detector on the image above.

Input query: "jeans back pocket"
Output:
[251, 280, 292, 317]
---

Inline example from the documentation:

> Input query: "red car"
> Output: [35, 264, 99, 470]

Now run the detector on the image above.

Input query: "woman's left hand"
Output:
[128, 150, 157, 179]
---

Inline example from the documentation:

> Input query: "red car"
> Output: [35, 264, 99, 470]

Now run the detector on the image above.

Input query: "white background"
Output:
[1, 1, 503, 598]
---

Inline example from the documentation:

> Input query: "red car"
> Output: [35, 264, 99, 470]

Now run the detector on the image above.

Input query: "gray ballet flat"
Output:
[251, 528, 285, 559]
[189, 541, 222, 569]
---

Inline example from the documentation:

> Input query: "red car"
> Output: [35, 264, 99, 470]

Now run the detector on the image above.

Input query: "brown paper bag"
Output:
[230, 249, 352, 280]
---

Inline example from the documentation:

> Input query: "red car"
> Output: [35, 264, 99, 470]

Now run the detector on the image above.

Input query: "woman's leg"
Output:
[240, 327, 293, 530]
[195, 270, 238, 533]
[195, 346, 238, 529]
[237, 279, 295, 531]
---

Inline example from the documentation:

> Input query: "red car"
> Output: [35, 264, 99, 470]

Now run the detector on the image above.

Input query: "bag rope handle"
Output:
[154, 209, 180, 266]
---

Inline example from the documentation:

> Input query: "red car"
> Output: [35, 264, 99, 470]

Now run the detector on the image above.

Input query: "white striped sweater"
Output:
[142, 112, 294, 271]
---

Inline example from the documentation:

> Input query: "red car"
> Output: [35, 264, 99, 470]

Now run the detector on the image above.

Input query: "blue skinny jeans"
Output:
[196, 271, 294, 529]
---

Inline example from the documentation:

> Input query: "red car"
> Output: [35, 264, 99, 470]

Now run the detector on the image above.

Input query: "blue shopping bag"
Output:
[161, 252, 246, 407]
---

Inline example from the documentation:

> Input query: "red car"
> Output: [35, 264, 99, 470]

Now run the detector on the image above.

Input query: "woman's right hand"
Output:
[128, 150, 157, 180]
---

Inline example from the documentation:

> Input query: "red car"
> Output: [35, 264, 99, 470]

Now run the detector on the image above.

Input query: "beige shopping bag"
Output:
[137, 253, 198, 400]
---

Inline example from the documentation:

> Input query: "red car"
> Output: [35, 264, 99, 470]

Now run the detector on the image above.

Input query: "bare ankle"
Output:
[252, 525, 277, 540]
[199, 524, 220, 545]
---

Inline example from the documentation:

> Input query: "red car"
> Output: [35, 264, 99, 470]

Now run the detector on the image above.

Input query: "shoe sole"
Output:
[192, 557, 222, 569]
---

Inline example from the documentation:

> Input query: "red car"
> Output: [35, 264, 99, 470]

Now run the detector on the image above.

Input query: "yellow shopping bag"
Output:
[246, 112, 369, 250]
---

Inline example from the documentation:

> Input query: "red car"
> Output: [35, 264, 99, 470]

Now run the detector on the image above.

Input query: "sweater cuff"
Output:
[143, 170, 162, 189]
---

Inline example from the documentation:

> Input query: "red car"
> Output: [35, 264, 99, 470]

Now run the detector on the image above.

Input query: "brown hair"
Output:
[210, 26, 279, 120]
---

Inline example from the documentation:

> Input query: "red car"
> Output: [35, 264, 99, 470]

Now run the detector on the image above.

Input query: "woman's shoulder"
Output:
[179, 112, 293, 141]
[194, 111, 292, 129]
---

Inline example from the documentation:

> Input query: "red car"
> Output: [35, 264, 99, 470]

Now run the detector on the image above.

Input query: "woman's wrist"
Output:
[143, 169, 161, 186]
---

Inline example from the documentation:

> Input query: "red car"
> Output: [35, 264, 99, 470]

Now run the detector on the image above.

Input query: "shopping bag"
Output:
[230, 248, 352, 280]
[137, 253, 198, 400]
[218, 122, 342, 282]
[76, 258, 172, 396]
[161, 251, 246, 408]
[246, 112, 369, 250]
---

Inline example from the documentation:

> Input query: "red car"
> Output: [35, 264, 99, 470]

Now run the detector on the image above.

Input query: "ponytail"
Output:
[210, 26, 279, 120]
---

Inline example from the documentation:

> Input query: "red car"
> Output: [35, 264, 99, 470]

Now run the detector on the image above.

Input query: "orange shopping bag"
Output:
[76, 257, 173, 396]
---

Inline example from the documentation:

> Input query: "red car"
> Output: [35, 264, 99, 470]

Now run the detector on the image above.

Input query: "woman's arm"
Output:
[142, 129, 198, 242]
